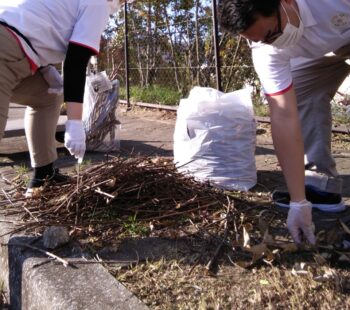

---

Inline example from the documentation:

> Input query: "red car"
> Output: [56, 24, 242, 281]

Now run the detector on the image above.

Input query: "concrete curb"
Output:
[0, 172, 148, 310]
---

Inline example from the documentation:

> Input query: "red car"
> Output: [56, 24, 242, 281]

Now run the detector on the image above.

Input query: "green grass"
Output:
[122, 214, 150, 237]
[15, 164, 29, 176]
[119, 85, 182, 106]
[253, 103, 270, 118]
[119, 84, 349, 125]
[331, 103, 350, 126]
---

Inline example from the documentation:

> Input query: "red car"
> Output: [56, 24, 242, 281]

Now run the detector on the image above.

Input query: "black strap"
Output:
[0, 20, 38, 55]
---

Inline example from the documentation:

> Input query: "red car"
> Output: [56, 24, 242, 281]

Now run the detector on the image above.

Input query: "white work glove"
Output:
[287, 199, 316, 245]
[40, 65, 63, 95]
[64, 120, 86, 164]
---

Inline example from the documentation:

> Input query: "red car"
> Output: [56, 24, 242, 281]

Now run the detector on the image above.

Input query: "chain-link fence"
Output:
[97, 0, 259, 106]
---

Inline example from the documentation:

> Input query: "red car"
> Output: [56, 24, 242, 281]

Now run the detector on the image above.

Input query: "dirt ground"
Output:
[112, 107, 350, 310]
[1, 105, 350, 309]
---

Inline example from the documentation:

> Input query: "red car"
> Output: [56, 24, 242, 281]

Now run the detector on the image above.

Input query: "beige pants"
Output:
[0, 25, 62, 167]
[292, 44, 350, 194]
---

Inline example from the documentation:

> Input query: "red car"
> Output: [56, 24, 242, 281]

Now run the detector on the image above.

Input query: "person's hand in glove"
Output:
[287, 199, 316, 245]
[64, 120, 86, 163]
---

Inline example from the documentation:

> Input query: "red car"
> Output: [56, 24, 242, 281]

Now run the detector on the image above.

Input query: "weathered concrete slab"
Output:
[0, 211, 149, 310]
[20, 246, 148, 310]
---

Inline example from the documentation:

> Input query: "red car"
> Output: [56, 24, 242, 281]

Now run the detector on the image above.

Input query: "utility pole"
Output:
[212, 0, 222, 91]
[124, 2, 131, 109]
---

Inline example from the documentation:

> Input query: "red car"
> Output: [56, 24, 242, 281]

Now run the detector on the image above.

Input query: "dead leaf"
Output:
[247, 243, 268, 262]
[12, 192, 22, 199]
[236, 261, 252, 269]
[281, 243, 298, 253]
[244, 223, 254, 232]
[106, 178, 116, 187]
[31, 188, 43, 199]
[314, 254, 328, 266]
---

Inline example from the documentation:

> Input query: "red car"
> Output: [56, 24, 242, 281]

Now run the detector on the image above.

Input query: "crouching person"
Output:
[0, 0, 127, 196]
[218, 0, 349, 244]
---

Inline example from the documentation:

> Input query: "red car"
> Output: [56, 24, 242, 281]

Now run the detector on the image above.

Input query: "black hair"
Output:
[218, 0, 281, 35]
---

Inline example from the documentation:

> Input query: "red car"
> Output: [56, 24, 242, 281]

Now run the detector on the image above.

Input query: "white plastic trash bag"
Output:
[173, 86, 257, 191]
[83, 71, 121, 152]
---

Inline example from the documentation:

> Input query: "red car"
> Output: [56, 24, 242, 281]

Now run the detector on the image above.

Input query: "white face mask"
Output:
[107, 0, 122, 14]
[271, 3, 304, 49]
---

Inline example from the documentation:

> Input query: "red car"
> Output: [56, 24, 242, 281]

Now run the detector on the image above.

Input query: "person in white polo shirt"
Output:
[0, 0, 127, 196]
[219, 0, 350, 244]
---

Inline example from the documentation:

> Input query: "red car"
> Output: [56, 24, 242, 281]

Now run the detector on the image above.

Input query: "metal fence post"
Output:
[124, 2, 131, 109]
[212, 0, 222, 92]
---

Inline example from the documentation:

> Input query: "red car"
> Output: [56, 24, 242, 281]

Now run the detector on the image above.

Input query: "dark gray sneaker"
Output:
[272, 185, 346, 212]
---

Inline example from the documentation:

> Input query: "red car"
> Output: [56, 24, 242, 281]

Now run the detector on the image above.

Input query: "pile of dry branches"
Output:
[2, 156, 349, 268]
[2, 156, 242, 244]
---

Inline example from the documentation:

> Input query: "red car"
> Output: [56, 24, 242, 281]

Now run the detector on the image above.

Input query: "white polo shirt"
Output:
[0, 0, 109, 71]
[251, 0, 350, 96]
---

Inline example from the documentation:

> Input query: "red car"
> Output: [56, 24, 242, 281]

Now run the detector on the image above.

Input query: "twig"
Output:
[33, 258, 139, 269]
[94, 189, 116, 199]
[3, 242, 71, 268]
[2, 189, 38, 222]
[206, 226, 230, 274]
[206, 199, 233, 274]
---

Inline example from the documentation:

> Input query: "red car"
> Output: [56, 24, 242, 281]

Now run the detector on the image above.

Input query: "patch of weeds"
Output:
[123, 214, 150, 237]
[15, 164, 29, 176]
[332, 133, 350, 151]
[331, 102, 350, 126]
[0, 281, 8, 308]
[253, 102, 269, 118]
[119, 85, 182, 106]
[15, 164, 29, 184]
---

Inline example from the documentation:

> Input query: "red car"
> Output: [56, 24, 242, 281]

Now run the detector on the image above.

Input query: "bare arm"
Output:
[266, 87, 305, 202]
[66, 102, 83, 120]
